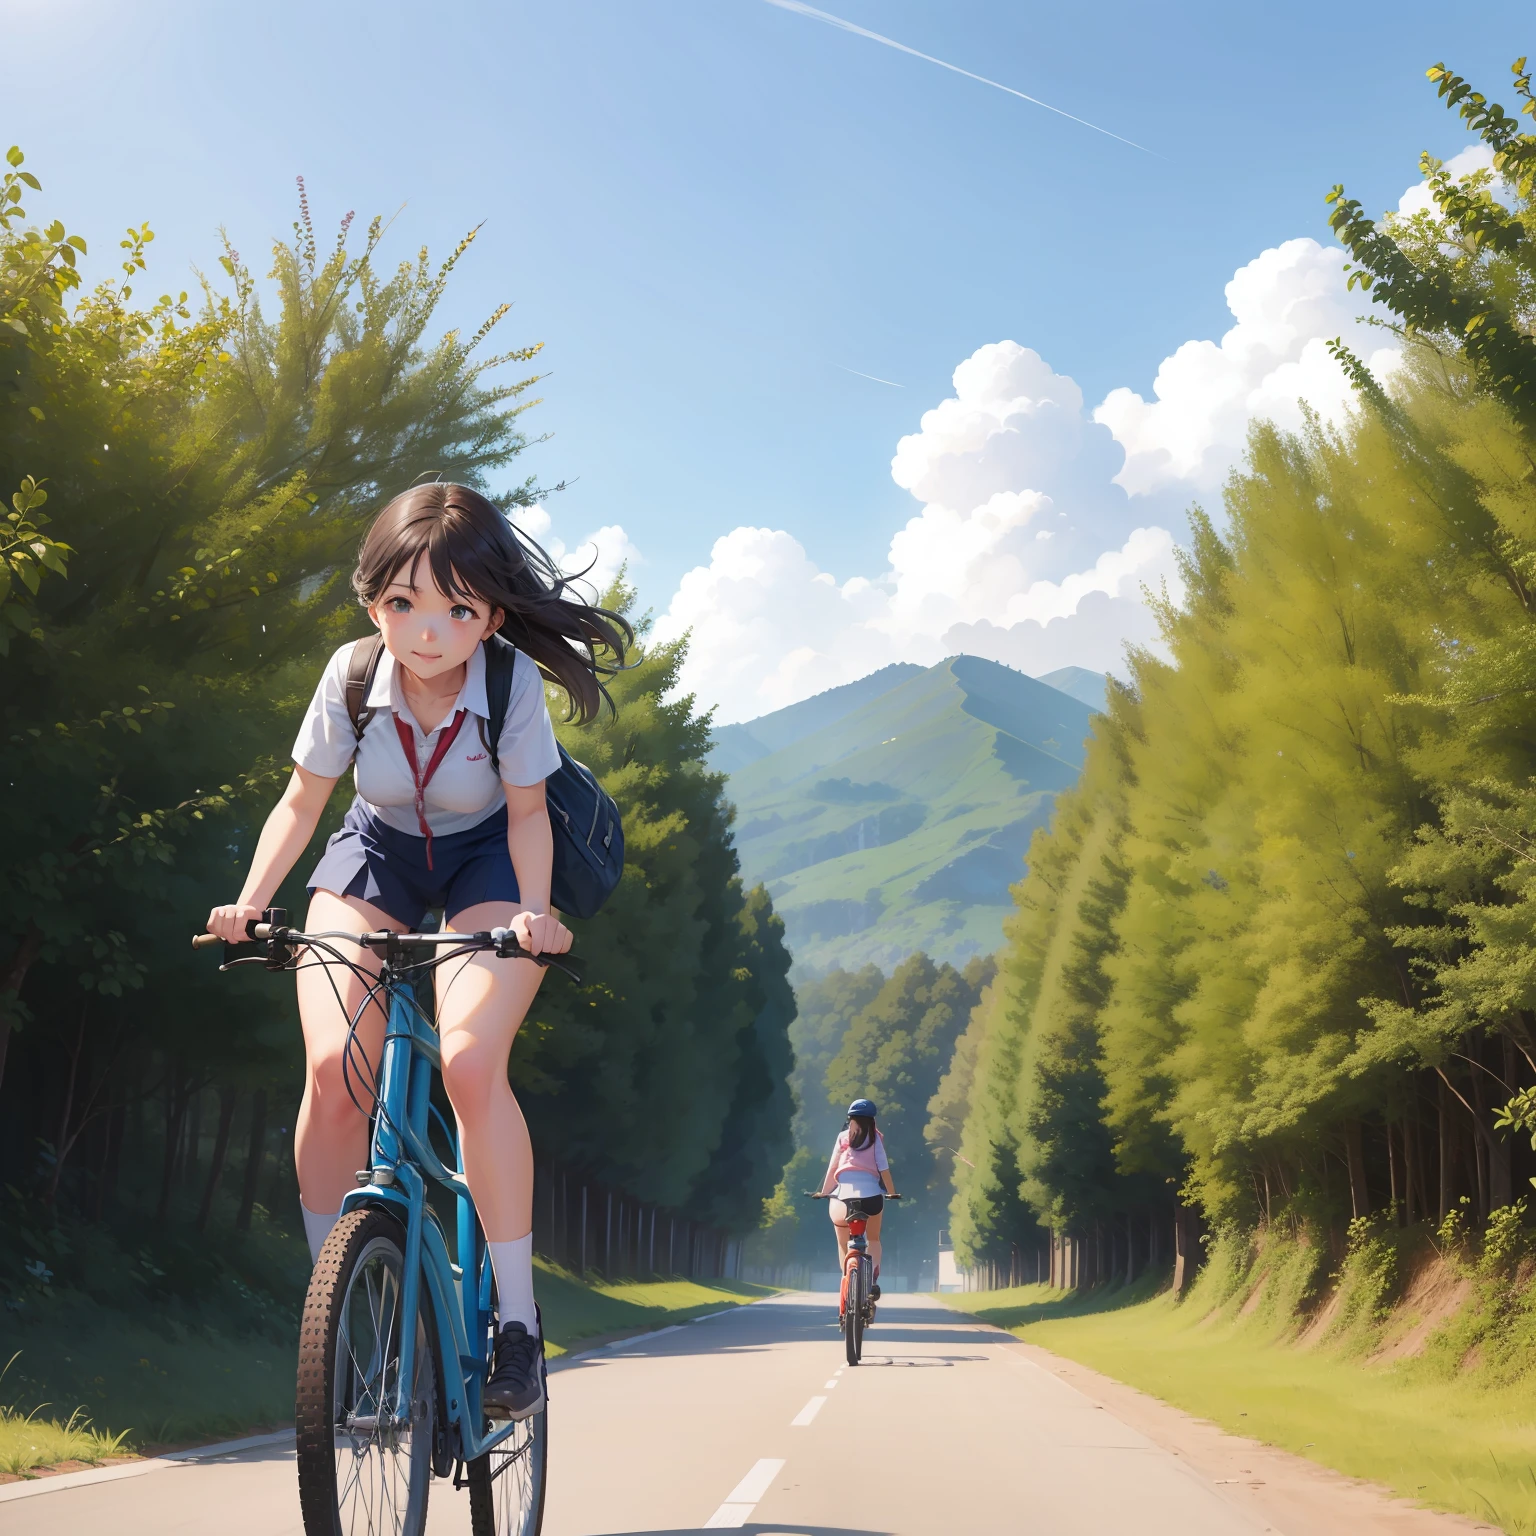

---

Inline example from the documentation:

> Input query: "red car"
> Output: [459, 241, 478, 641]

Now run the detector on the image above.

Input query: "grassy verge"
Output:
[0, 1290, 303, 1461]
[0, 1255, 771, 1476]
[948, 1265, 1536, 1533]
[0, 1394, 131, 1479]
[533, 1262, 773, 1357]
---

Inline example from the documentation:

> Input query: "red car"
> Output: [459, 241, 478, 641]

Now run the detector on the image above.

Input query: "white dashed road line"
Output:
[824, 1378, 839, 1388]
[790, 1396, 827, 1426]
[702, 1457, 786, 1528]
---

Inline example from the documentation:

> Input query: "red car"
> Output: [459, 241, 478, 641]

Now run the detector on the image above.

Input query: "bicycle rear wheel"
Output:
[468, 1411, 547, 1535]
[467, 1276, 547, 1535]
[296, 1207, 436, 1536]
[843, 1262, 863, 1366]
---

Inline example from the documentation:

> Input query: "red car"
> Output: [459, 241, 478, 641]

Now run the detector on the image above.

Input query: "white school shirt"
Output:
[292, 639, 562, 837]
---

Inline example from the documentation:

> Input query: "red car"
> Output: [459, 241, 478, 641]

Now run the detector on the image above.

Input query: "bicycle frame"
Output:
[337, 972, 516, 1466]
[841, 1213, 873, 1315]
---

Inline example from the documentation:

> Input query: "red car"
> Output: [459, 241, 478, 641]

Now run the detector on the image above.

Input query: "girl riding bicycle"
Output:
[205, 482, 628, 1421]
[820, 1098, 896, 1301]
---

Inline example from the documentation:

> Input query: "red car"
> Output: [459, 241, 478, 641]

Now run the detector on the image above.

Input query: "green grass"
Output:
[0, 1262, 771, 1473]
[532, 1262, 773, 1357]
[0, 1293, 300, 1457]
[0, 1404, 131, 1479]
[947, 1278, 1536, 1533]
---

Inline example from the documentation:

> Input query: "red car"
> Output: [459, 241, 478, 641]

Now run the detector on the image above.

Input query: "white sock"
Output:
[301, 1203, 340, 1262]
[488, 1234, 538, 1335]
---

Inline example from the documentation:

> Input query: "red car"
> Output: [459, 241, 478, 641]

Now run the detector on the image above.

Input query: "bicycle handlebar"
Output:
[801, 1191, 902, 1199]
[192, 921, 584, 982]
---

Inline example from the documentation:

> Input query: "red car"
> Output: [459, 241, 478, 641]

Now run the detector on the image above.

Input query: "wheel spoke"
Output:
[314, 1233, 431, 1536]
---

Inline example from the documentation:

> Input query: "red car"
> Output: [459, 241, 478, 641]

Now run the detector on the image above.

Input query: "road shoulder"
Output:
[989, 1331, 1492, 1535]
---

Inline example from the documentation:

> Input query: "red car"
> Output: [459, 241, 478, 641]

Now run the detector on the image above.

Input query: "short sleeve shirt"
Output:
[292, 639, 561, 837]
[826, 1130, 889, 1200]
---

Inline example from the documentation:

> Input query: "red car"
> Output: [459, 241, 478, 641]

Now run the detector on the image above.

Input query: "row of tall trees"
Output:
[749, 951, 990, 1276]
[0, 148, 793, 1291]
[944, 58, 1536, 1273]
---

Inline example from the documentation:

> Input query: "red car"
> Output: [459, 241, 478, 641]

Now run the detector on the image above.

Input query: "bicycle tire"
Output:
[855, 1260, 867, 1361]
[466, 1271, 547, 1536]
[467, 1408, 547, 1535]
[296, 1207, 436, 1536]
[844, 1262, 862, 1367]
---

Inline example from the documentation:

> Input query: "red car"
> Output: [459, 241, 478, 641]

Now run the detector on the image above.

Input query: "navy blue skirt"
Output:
[307, 799, 520, 929]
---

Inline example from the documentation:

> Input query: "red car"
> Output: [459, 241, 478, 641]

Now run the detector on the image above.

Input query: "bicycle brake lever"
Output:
[540, 952, 585, 984]
[489, 927, 584, 983]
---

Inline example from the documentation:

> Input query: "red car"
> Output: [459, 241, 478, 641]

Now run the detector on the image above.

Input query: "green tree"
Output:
[825, 951, 992, 1235]
[0, 151, 795, 1267]
[936, 56, 1536, 1265]
[790, 964, 885, 1151]
[513, 601, 795, 1226]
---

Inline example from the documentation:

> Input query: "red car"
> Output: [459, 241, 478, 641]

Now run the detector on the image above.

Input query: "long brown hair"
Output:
[847, 1115, 876, 1151]
[352, 483, 632, 722]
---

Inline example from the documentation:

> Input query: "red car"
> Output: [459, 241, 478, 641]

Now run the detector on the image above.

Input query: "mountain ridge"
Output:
[718, 656, 1101, 973]
[707, 663, 924, 773]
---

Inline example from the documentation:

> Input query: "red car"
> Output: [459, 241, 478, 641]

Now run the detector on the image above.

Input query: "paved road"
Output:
[0, 1293, 1454, 1535]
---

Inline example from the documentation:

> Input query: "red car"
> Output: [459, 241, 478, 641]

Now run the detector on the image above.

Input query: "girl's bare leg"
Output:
[830, 1200, 851, 1270]
[435, 900, 545, 1243]
[829, 1202, 883, 1276]
[293, 889, 406, 1216]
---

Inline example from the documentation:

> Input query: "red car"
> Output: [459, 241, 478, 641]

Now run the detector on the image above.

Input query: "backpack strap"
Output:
[477, 632, 519, 777]
[345, 633, 386, 744]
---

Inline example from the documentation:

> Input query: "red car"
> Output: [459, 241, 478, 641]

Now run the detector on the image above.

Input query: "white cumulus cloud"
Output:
[656, 343, 1184, 723]
[516, 504, 640, 600]
[1094, 238, 1401, 497]
[652, 151, 1488, 724]
[1396, 143, 1497, 217]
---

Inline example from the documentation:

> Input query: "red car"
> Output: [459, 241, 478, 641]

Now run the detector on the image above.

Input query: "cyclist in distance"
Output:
[819, 1098, 896, 1300]
[205, 482, 629, 1420]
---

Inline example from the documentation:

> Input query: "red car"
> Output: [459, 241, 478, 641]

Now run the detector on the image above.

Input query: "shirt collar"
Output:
[367, 641, 490, 720]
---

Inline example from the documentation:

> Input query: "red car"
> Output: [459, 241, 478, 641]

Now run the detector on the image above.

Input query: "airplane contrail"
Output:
[762, 0, 1155, 156]
[835, 363, 904, 387]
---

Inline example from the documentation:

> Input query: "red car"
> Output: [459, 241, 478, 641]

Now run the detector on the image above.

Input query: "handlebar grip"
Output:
[193, 920, 276, 951]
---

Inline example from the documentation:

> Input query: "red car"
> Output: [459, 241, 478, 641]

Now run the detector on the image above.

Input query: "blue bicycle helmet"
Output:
[846, 1098, 877, 1119]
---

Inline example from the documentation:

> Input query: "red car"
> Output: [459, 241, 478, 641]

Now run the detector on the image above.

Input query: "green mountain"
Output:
[708, 663, 924, 773]
[1036, 665, 1108, 713]
[717, 656, 1099, 974]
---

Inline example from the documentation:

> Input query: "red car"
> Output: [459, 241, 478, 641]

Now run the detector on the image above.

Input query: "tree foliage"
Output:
[0, 151, 793, 1289]
[944, 57, 1536, 1262]
[749, 953, 989, 1271]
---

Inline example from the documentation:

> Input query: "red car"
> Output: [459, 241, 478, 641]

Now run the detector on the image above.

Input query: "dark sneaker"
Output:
[484, 1322, 545, 1420]
[870, 1284, 882, 1301]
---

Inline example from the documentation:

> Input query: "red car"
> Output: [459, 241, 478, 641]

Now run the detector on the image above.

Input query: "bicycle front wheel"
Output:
[468, 1411, 547, 1535]
[296, 1207, 436, 1536]
[844, 1263, 863, 1367]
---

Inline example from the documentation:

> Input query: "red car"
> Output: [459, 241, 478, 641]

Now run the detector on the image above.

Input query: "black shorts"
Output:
[833, 1194, 883, 1218]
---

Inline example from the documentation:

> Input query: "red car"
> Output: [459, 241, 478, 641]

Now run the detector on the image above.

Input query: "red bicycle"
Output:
[805, 1192, 901, 1365]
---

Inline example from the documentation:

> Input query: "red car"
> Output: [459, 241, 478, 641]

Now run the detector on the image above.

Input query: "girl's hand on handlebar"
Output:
[207, 902, 263, 944]
[511, 910, 571, 958]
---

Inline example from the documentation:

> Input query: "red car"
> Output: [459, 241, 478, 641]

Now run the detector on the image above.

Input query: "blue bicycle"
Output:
[195, 911, 580, 1536]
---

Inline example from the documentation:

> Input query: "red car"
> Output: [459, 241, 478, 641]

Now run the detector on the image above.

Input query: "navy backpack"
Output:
[344, 632, 624, 920]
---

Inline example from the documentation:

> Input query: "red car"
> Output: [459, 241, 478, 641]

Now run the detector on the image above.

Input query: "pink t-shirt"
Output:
[822, 1129, 889, 1199]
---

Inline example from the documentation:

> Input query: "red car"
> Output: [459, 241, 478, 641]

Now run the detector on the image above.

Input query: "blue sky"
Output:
[5, 0, 1530, 712]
